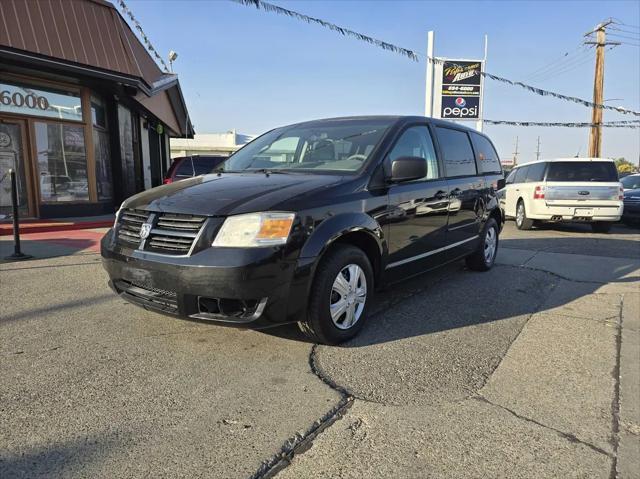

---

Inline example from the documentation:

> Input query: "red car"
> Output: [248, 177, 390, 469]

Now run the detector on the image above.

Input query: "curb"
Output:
[617, 292, 640, 479]
[0, 221, 113, 236]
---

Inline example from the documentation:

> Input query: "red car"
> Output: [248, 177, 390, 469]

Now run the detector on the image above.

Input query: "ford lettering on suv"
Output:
[101, 117, 504, 344]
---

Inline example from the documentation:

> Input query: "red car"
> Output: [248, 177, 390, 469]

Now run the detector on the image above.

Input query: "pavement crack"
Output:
[473, 395, 614, 459]
[248, 345, 357, 479]
[610, 295, 623, 479]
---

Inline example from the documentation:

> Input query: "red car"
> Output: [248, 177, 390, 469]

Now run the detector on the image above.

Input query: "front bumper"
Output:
[101, 229, 313, 327]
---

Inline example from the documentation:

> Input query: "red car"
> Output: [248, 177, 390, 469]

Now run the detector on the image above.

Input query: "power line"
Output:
[523, 43, 586, 80]
[609, 26, 640, 36]
[607, 32, 640, 41]
[529, 46, 595, 83]
[611, 18, 640, 30]
[526, 46, 593, 83]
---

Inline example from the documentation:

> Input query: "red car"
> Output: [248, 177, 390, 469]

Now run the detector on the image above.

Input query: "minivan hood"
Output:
[123, 172, 345, 216]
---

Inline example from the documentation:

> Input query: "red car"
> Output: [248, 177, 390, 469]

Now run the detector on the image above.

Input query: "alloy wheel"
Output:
[329, 264, 367, 330]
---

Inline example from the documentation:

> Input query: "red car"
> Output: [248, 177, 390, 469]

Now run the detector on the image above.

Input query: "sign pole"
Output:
[476, 34, 488, 132]
[425, 31, 435, 117]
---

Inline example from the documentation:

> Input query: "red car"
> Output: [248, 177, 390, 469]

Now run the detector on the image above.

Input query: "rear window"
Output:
[174, 159, 194, 177]
[546, 161, 618, 182]
[192, 157, 221, 175]
[471, 133, 502, 174]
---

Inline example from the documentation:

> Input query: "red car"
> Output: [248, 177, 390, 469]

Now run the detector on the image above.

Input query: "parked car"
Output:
[102, 116, 504, 344]
[164, 155, 228, 184]
[622, 187, 640, 226]
[499, 158, 623, 233]
[621, 173, 640, 191]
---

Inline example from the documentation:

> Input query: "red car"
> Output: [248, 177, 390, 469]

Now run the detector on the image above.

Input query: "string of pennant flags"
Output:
[484, 120, 640, 128]
[232, 0, 640, 117]
[117, 0, 170, 73]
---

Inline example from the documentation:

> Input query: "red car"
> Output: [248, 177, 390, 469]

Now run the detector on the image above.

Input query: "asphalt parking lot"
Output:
[1, 221, 639, 478]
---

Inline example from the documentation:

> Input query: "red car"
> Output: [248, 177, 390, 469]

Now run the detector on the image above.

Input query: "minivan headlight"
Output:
[212, 212, 295, 247]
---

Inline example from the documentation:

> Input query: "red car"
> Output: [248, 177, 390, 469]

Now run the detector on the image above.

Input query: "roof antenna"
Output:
[575, 146, 581, 158]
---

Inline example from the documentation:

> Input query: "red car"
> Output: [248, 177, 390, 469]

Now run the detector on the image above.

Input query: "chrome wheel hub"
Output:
[484, 226, 497, 264]
[330, 264, 367, 330]
[516, 204, 524, 226]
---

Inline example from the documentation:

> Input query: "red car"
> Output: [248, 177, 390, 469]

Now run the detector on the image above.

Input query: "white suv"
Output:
[500, 158, 623, 233]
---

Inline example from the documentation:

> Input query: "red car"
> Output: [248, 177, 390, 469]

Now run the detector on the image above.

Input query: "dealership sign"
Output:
[433, 59, 484, 121]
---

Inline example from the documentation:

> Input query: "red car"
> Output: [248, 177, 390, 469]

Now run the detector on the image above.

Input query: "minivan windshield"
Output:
[220, 119, 393, 174]
[546, 161, 618, 182]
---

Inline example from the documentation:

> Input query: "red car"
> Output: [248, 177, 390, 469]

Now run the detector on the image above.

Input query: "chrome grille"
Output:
[116, 209, 207, 255]
[146, 213, 207, 255]
[117, 209, 148, 246]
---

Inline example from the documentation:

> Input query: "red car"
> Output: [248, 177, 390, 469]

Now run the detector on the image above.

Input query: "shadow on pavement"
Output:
[0, 433, 121, 479]
[262, 232, 638, 347]
[1, 294, 115, 324]
[0, 238, 100, 263]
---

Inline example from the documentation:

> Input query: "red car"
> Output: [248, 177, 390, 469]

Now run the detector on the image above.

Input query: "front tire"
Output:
[515, 200, 534, 230]
[466, 218, 499, 271]
[591, 222, 613, 233]
[298, 244, 374, 345]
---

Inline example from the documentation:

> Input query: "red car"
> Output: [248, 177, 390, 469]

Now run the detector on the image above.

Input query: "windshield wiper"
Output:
[248, 168, 291, 175]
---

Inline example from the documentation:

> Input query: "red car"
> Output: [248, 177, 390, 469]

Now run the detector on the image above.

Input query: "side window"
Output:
[514, 166, 528, 183]
[435, 127, 477, 177]
[525, 162, 546, 182]
[174, 159, 194, 177]
[471, 133, 502, 174]
[388, 126, 439, 180]
[505, 169, 517, 184]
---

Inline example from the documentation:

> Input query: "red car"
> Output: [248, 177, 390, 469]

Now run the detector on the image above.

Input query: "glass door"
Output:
[0, 119, 32, 218]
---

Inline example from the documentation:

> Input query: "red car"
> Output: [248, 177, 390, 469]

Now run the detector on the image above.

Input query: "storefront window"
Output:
[118, 105, 137, 198]
[35, 122, 89, 202]
[92, 96, 112, 200]
[1, 81, 82, 122]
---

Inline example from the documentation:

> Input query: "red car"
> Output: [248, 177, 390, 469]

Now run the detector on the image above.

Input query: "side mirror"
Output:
[497, 178, 506, 190]
[390, 156, 427, 183]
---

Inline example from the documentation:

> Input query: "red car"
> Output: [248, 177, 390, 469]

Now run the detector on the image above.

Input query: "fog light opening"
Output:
[198, 297, 220, 315]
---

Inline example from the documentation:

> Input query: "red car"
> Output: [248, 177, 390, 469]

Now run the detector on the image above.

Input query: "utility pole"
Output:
[535, 136, 541, 162]
[584, 19, 619, 158]
[512, 136, 519, 166]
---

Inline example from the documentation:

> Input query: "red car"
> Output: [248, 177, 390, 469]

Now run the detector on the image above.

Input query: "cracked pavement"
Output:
[1, 222, 639, 478]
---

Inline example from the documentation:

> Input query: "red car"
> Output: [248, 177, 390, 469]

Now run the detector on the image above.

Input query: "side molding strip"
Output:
[385, 235, 479, 269]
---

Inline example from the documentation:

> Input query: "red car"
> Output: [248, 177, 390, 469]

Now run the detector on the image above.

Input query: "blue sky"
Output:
[128, 0, 640, 164]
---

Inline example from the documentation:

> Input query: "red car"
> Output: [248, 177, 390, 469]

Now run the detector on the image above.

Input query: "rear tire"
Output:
[515, 200, 534, 230]
[591, 222, 613, 233]
[466, 218, 499, 271]
[298, 244, 374, 345]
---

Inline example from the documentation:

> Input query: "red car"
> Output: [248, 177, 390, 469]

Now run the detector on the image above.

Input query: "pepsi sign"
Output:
[441, 96, 480, 119]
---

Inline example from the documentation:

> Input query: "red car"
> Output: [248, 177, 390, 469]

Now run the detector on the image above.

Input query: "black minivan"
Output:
[101, 116, 504, 344]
